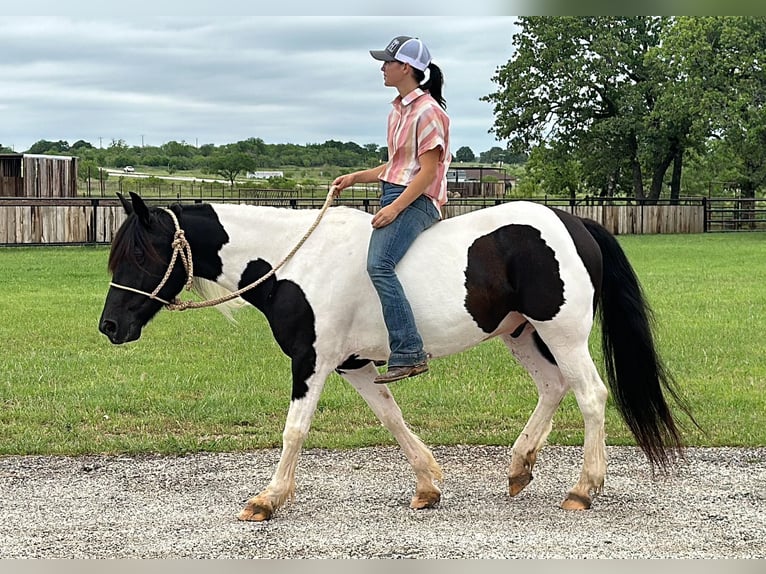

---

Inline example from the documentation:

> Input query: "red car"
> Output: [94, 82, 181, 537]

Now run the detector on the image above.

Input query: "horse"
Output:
[99, 191, 692, 521]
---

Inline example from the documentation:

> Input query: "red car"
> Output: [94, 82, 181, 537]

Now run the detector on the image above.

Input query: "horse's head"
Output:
[99, 192, 188, 344]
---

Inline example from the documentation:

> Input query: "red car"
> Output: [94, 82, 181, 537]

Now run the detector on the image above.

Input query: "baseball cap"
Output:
[370, 36, 432, 71]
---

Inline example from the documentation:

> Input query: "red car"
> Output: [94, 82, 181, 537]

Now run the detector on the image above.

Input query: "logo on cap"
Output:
[386, 38, 402, 55]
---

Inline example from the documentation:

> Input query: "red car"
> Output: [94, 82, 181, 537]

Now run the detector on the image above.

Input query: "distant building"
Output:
[246, 170, 284, 179]
[0, 153, 78, 197]
[446, 169, 470, 182]
[446, 167, 516, 198]
[446, 167, 512, 183]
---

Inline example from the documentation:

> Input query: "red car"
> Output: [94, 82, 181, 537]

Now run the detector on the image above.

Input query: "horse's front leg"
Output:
[238, 363, 330, 522]
[338, 361, 442, 510]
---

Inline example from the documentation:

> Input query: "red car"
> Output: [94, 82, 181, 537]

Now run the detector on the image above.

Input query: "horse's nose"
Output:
[100, 318, 118, 337]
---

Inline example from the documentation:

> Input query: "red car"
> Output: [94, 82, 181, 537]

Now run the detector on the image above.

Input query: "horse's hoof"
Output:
[237, 499, 274, 521]
[560, 492, 591, 511]
[508, 472, 533, 497]
[410, 489, 441, 509]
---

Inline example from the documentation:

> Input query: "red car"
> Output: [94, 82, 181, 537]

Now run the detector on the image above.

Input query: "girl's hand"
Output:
[371, 204, 402, 228]
[332, 173, 356, 193]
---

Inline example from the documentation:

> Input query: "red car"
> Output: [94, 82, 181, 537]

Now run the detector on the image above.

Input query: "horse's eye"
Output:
[133, 248, 145, 264]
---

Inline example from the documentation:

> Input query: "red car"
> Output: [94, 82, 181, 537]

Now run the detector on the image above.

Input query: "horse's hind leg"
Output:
[338, 361, 442, 510]
[558, 348, 608, 510]
[501, 327, 569, 498]
[535, 328, 609, 510]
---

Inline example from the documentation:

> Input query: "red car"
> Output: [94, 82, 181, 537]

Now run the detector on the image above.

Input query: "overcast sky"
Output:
[2, 11, 519, 156]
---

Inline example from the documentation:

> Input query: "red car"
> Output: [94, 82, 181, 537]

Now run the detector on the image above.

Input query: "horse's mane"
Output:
[190, 277, 247, 322]
[108, 212, 169, 277]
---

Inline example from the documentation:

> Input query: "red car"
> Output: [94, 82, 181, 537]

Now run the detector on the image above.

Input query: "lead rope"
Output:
[167, 186, 337, 311]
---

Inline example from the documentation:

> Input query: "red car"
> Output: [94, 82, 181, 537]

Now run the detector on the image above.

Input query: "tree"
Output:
[70, 140, 94, 152]
[26, 139, 70, 154]
[207, 151, 257, 186]
[667, 17, 766, 200]
[483, 17, 706, 201]
[109, 139, 129, 150]
[113, 151, 138, 169]
[160, 140, 194, 158]
[234, 137, 266, 157]
[479, 146, 512, 165]
[78, 159, 108, 183]
[524, 142, 583, 199]
[455, 146, 476, 162]
[198, 143, 216, 157]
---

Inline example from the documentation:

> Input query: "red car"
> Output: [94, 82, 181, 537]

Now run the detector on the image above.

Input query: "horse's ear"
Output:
[129, 192, 152, 227]
[168, 202, 182, 219]
[117, 192, 133, 215]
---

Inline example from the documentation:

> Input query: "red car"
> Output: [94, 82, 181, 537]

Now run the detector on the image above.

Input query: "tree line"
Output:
[1, 137, 521, 189]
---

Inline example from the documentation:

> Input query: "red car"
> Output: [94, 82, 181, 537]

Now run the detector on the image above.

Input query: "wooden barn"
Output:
[0, 154, 23, 196]
[0, 153, 78, 197]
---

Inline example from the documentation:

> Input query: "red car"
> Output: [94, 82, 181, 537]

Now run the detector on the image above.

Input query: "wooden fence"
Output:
[442, 202, 705, 234]
[1, 196, 763, 246]
[0, 199, 126, 245]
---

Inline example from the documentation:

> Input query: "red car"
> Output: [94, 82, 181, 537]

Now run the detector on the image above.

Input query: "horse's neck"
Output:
[184, 204, 323, 280]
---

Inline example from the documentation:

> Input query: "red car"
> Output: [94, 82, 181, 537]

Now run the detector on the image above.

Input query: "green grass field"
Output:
[0, 233, 764, 455]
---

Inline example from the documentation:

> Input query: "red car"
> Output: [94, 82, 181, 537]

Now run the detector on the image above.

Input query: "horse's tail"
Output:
[580, 218, 696, 470]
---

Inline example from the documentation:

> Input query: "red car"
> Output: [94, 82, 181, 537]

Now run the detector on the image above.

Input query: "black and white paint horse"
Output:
[99, 192, 691, 521]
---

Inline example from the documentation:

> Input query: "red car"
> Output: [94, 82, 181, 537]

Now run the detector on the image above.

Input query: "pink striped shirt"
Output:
[379, 88, 451, 214]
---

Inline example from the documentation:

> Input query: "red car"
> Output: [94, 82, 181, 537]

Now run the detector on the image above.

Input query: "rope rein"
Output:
[109, 186, 337, 311]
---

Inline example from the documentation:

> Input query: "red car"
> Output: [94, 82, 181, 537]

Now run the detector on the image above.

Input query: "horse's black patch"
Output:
[510, 321, 528, 338]
[464, 224, 565, 333]
[336, 354, 376, 374]
[550, 209, 602, 310]
[101, 201, 231, 344]
[175, 203, 230, 280]
[533, 331, 557, 365]
[239, 259, 317, 401]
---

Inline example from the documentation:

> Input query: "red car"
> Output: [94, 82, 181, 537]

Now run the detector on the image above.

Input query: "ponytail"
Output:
[414, 62, 446, 110]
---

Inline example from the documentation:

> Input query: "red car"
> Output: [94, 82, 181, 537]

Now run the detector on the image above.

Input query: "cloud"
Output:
[1, 15, 517, 155]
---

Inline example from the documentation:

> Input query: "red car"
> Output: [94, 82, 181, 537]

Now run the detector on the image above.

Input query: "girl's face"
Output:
[382, 60, 409, 87]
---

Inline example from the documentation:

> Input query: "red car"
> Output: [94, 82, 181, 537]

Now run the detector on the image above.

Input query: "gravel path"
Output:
[1, 445, 764, 559]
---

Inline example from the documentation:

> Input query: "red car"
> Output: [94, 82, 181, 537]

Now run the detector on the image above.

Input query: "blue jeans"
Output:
[367, 182, 440, 367]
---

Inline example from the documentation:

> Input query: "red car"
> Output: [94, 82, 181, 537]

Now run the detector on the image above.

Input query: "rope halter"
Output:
[109, 207, 194, 306]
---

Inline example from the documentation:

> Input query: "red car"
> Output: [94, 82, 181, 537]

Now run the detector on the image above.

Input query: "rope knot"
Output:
[166, 298, 193, 311]
[172, 230, 187, 249]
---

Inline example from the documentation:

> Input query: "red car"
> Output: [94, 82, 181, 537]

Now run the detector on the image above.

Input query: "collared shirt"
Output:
[379, 88, 451, 214]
